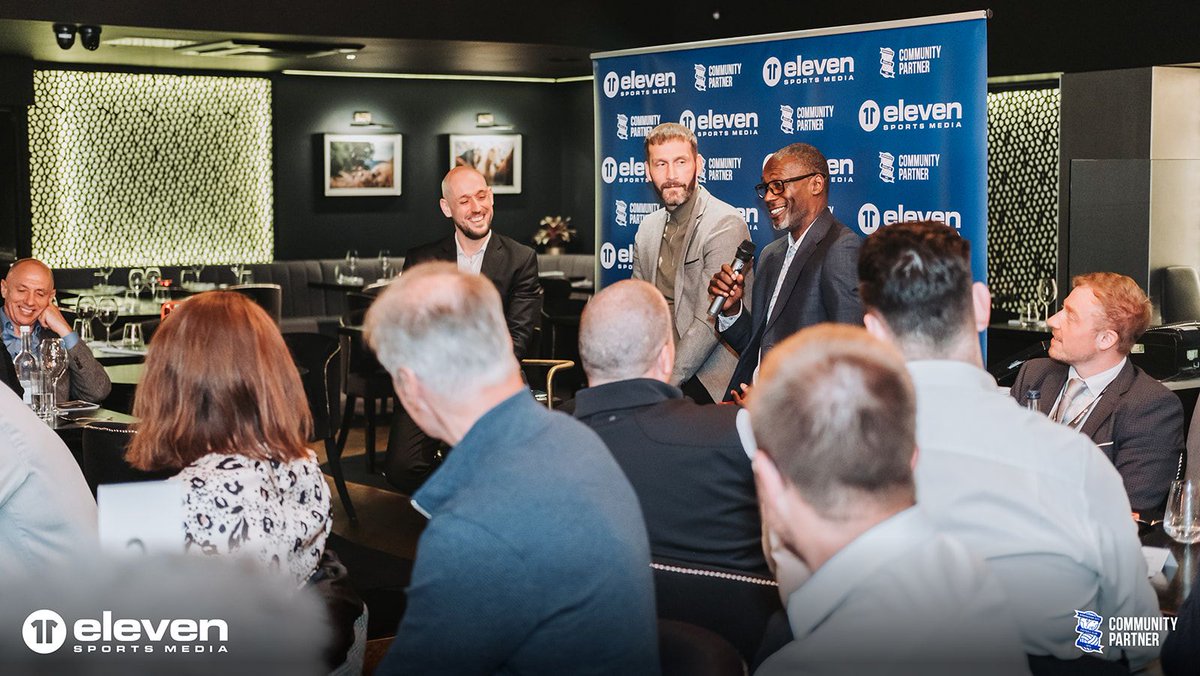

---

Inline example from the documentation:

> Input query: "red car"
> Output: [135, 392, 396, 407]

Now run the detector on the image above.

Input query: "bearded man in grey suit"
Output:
[631, 123, 750, 404]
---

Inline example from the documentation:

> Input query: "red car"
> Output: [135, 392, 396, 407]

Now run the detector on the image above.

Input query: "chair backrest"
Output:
[81, 421, 176, 497]
[657, 619, 745, 676]
[652, 562, 781, 665]
[540, 277, 574, 316]
[1163, 266, 1200, 324]
[282, 333, 343, 441]
[229, 283, 283, 325]
[343, 292, 375, 327]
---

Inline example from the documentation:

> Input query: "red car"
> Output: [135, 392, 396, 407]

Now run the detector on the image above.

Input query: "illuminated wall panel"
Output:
[986, 86, 1061, 313]
[27, 70, 273, 268]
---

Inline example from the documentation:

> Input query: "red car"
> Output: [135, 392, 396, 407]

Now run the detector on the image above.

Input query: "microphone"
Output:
[708, 239, 756, 317]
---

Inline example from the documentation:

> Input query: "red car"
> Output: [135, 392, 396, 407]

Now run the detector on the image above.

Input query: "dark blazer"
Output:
[1011, 357, 1184, 511]
[0, 346, 18, 397]
[404, 232, 542, 359]
[719, 209, 862, 400]
[573, 378, 769, 575]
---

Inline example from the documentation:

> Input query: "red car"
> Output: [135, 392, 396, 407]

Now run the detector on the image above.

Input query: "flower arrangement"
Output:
[532, 215, 576, 250]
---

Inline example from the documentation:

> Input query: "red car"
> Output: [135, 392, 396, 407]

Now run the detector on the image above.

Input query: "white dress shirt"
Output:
[454, 230, 492, 275]
[717, 221, 811, 383]
[757, 507, 1029, 676]
[0, 384, 98, 576]
[1049, 357, 1127, 427]
[908, 360, 1162, 667]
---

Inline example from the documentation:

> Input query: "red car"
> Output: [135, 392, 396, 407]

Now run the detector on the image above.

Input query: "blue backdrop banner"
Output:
[592, 12, 988, 289]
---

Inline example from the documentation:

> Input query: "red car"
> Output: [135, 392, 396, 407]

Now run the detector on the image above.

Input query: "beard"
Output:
[655, 176, 697, 210]
[454, 215, 492, 240]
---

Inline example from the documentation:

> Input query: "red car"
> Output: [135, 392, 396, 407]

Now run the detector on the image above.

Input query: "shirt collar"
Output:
[666, 185, 701, 225]
[786, 507, 932, 640]
[454, 229, 492, 260]
[410, 389, 542, 518]
[1067, 356, 1126, 397]
[787, 208, 826, 249]
[572, 378, 681, 419]
[906, 359, 998, 393]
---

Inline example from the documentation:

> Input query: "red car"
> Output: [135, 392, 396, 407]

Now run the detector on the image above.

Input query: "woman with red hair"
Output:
[126, 291, 330, 585]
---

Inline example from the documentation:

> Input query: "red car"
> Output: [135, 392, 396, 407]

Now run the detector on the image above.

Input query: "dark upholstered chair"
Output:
[539, 277, 584, 359]
[283, 333, 356, 523]
[658, 619, 746, 676]
[652, 561, 782, 665]
[229, 283, 283, 325]
[80, 421, 176, 497]
[335, 292, 394, 474]
[1163, 266, 1200, 324]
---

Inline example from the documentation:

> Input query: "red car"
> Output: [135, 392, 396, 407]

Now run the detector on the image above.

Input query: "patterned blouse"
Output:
[174, 450, 332, 586]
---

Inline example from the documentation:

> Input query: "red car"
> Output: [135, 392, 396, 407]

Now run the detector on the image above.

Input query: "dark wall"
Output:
[1057, 68, 1153, 299]
[272, 75, 596, 260]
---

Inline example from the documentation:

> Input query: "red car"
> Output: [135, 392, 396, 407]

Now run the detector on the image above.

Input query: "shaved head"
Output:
[5, 258, 53, 283]
[580, 280, 673, 385]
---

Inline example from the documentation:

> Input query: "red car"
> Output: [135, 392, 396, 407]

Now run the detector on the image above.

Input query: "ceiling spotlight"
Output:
[79, 25, 102, 51]
[53, 23, 76, 50]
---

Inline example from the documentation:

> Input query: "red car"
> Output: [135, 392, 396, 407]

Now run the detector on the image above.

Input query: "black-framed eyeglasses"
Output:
[754, 172, 822, 199]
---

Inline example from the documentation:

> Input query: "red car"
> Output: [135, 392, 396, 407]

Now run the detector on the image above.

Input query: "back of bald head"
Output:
[364, 261, 516, 397]
[580, 280, 671, 384]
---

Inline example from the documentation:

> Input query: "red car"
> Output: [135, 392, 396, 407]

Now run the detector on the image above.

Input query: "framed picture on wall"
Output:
[449, 134, 522, 194]
[324, 134, 402, 197]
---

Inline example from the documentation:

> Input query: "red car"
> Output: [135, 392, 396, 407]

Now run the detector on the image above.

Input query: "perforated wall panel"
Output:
[27, 70, 273, 268]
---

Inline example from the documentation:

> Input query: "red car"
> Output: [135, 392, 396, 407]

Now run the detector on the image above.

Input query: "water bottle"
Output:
[13, 325, 41, 411]
[1026, 389, 1041, 413]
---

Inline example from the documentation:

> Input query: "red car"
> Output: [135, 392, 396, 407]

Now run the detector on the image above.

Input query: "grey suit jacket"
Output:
[718, 209, 862, 400]
[631, 187, 750, 402]
[1011, 357, 1184, 511]
[3, 311, 112, 404]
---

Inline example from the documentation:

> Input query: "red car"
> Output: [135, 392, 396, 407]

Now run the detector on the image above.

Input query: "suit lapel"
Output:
[1079, 360, 1135, 439]
[1036, 362, 1068, 416]
[671, 189, 710, 323]
[764, 212, 834, 333]
[479, 234, 506, 290]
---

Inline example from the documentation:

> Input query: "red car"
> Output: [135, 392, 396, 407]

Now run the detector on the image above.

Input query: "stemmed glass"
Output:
[97, 296, 119, 346]
[38, 338, 68, 420]
[93, 258, 114, 290]
[378, 249, 393, 281]
[345, 250, 359, 279]
[75, 295, 98, 343]
[127, 268, 146, 303]
[230, 263, 245, 284]
[1165, 480, 1200, 544]
[145, 267, 163, 301]
[1036, 277, 1058, 324]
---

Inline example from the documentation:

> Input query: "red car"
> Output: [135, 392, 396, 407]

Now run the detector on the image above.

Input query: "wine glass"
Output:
[230, 263, 245, 284]
[127, 268, 145, 302]
[378, 249, 393, 281]
[76, 295, 98, 343]
[38, 338, 68, 419]
[1165, 480, 1200, 544]
[97, 296, 119, 346]
[99, 259, 114, 286]
[145, 267, 162, 300]
[345, 250, 359, 279]
[1036, 277, 1058, 324]
[188, 263, 206, 288]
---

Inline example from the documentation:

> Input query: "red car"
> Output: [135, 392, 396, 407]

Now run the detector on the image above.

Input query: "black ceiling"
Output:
[0, 1, 1198, 78]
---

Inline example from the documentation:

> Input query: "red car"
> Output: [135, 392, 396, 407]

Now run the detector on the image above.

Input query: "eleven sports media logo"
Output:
[23, 608, 230, 655]
[857, 98, 964, 132]
[856, 202, 962, 235]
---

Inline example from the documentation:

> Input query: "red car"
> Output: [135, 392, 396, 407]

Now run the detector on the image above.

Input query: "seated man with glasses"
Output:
[707, 143, 862, 402]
